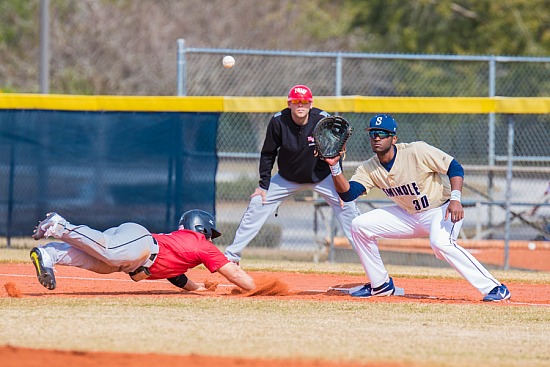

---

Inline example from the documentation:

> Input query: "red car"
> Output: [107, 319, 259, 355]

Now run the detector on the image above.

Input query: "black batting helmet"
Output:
[178, 209, 222, 239]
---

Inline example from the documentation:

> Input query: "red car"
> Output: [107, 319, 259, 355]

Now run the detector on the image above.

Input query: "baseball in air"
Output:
[223, 55, 235, 68]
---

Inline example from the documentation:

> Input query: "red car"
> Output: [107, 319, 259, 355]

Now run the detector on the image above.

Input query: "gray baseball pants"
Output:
[41, 221, 158, 274]
[225, 173, 360, 262]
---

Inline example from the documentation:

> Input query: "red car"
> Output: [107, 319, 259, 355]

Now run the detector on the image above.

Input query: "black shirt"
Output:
[258, 107, 331, 190]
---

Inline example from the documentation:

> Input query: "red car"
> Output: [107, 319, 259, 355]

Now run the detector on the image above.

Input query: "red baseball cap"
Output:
[287, 85, 313, 102]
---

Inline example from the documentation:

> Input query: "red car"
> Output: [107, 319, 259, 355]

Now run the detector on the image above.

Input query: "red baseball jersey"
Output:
[148, 229, 229, 279]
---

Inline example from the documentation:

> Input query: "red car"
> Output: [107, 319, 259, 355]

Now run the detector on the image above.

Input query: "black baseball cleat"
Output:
[30, 247, 56, 290]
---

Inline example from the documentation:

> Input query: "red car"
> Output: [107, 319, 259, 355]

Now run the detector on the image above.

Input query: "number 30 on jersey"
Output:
[413, 195, 429, 211]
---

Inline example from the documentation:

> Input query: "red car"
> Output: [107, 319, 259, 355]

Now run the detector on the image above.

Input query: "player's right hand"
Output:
[251, 187, 267, 204]
[193, 285, 209, 292]
[445, 200, 464, 223]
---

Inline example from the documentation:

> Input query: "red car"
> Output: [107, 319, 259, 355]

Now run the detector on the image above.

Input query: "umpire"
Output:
[225, 85, 360, 264]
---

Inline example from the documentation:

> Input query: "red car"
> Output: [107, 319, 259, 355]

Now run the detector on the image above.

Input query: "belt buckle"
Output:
[143, 237, 159, 268]
[143, 250, 158, 268]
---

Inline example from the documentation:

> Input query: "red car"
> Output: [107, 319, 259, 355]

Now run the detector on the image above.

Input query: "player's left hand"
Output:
[194, 285, 209, 292]
[323, 154, 341, 166]
[445, 201, 464, 223]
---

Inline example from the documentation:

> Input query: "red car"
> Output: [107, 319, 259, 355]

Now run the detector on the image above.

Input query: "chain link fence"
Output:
[177, 43, 550, 268]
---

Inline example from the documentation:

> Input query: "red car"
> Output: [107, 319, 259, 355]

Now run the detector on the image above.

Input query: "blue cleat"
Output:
[351, 277, 396, 298]
[483, 284, 511, 302]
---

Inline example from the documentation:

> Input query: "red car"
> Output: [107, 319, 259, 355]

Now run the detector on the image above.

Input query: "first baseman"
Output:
[30, 210, 255, 292]
[324, 114, 511, 302]
[224, 85, 361, 264]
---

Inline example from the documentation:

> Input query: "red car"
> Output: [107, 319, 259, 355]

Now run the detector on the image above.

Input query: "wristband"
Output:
[450, 190, 461, 202]
[330, 164, 342, 176]
[167, 274, 189, 289]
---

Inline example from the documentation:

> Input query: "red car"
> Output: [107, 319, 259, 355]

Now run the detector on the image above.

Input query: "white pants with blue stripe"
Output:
[351, 202, 501, 295]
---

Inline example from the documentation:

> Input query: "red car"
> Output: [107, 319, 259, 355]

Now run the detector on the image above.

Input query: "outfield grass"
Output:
[2, 247, 549, 366]
[1, 296, 549, 366]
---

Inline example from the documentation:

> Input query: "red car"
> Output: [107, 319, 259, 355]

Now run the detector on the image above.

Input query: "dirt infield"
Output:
[2, 263, 549, 304]
[0, 346, 410, 367]
[0, 345, 405, 367]
[1, 263, 549, 367]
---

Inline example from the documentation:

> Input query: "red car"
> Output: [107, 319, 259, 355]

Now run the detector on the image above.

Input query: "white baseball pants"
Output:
[351, 202, 501, 295]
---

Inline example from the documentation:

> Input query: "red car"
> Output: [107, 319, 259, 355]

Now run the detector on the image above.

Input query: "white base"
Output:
[329, 285, 405, 296]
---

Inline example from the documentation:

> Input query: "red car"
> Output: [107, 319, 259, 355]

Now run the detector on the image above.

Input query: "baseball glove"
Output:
[312, 115, 353, 159]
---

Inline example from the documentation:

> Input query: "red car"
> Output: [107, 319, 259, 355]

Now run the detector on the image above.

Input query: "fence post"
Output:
[487, 56, 496, 233]
[335, 52, 343, 96]
[39, 0, 50, 94]
[503, 115, 515, 270]
[6, 144, 15, 248]
[177, 38, 186, 96]
[475, 201, 482, 239]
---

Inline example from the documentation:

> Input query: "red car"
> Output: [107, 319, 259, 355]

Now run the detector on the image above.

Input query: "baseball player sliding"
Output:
[324, 114, 511, 302]
[30, 210, 255, 292]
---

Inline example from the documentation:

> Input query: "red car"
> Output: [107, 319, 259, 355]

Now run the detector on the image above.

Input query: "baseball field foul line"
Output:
[0, 273, 236, 288]
[0, 273, 164, 283]
[2, 273, 549, 306]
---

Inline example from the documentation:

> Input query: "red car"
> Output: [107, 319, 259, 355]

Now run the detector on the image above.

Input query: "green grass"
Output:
[0, 297, 548, 366]
[2, 244, 550, 366]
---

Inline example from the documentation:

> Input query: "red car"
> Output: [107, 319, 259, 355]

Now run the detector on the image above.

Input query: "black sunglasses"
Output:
[368, 130, 394, 139]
